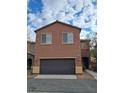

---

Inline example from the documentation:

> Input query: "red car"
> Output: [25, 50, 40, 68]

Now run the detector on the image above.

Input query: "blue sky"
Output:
[27, 0, 97, 41]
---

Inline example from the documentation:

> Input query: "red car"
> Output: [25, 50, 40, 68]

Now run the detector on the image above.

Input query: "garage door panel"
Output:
[40, 59, 75, 74]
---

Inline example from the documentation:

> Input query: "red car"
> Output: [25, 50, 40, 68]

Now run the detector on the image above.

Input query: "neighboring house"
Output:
[90, 45, 97, 72]
[32, 20, 83, 76]
[94, 44, 97, 59]
[80, 39, 90, 69]
[90, 57, 97, 72]
[27, 41, 35, 70]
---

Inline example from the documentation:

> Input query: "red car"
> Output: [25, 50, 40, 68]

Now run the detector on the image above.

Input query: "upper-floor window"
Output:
[81, 42, 88, 48]
[41, 33, 52, 44]
[62, 32, 73, 44]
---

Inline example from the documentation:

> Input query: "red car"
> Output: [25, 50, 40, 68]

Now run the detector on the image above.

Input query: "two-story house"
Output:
[80, 39, 90, 69]
[32, 20, 83, 76]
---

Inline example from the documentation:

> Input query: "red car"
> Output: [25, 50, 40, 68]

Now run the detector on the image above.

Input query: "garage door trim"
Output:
[40, 59, 75, 75]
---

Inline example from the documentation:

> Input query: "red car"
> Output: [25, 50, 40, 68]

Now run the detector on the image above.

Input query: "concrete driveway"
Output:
[34, 75, 77, 79]
[27, 79, 97, 93]
[28, 71, 95, 80]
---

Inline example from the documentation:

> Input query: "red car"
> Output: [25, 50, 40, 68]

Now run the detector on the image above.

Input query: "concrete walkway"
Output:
[85, 69, 97, 80]
[34, 75, 77, 79]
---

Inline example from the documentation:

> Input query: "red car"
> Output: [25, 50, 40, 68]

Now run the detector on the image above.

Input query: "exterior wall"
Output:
[27, 41, 35, 68]
[81, 49, 89, 57]
[27, 53, 34, 74]
[27, 41, 35, 55]
[80, 40, 90, 70]
[80, 40, 90, 57]
[27, 53, 34, 61]
[33, 22, 82, 75]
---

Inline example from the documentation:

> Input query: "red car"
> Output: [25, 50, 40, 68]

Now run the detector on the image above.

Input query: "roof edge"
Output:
[80, 39, 91, 42]
[35, 20, 81, 32]
[27, 41, 35, 44]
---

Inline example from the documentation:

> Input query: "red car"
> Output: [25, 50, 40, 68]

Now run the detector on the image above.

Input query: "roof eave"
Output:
[34, 20, 81, 33]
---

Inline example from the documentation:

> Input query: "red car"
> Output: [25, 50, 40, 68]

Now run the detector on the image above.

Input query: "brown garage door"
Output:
[40, 59, 75, 74]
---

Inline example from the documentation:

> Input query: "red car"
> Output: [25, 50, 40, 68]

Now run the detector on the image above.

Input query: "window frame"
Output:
[62, 32, 74, 44]
[40, 33, 52, 45]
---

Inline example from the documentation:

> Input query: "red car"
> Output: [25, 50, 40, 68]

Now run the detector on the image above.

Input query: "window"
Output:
[41, 33, 52, 44]
[62, 32, 73, 44]
[81, 43, 84, 48]
[81, 42, 88, 48]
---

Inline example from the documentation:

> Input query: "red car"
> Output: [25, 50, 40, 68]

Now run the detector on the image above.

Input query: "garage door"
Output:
[40, 59, 75, 74]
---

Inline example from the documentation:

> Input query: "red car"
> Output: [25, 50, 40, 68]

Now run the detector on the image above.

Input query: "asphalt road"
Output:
[27, 79, 97, 93]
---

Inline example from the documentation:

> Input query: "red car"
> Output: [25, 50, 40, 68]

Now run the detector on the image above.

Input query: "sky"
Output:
[27, 0, 97, 41]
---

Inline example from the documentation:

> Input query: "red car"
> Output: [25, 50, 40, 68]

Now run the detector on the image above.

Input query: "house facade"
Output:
[32, 21, 83, 75]
[27, 41, 35, 71]
[80, 39, 90, 69]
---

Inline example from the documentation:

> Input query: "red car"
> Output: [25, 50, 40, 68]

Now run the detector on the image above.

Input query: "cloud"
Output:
[27, 25, 36, 41]
[27, 0, 97, 41]
[42, 0, 67, 14]
[80, 29, 91, 39]
[68, 0, 84, 11]
[28, 13, 36, 21]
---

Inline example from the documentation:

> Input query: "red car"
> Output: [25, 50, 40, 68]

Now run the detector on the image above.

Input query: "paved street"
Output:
[27, 79, 97, 93]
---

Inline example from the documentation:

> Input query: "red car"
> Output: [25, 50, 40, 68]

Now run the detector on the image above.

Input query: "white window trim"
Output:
[40, 33, 52, 45]
[62, 32, 74, 44]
